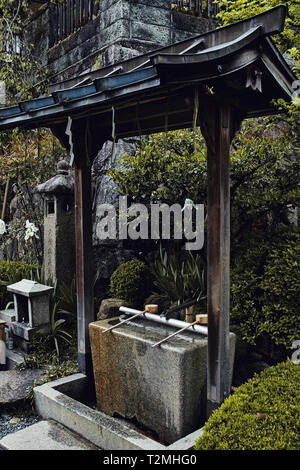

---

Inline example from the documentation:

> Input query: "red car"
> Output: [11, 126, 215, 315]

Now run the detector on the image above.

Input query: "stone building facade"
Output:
[26, 1, 217, 297]
[27, 1, 216, 85]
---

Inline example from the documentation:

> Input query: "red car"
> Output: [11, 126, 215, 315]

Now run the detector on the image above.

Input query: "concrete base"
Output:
[34, 373, 203, 450]
[89, 317, 236, 444]
[11, 321, 50, 341]
[10, 321, 50, 353]
[0, 419, 99, 450]
[9, 335, 31, 353]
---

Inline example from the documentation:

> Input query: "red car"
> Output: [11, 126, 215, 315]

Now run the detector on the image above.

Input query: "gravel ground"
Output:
[0, 411, 39, 441]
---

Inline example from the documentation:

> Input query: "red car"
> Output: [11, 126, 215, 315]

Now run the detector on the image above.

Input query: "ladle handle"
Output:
[151, 320, 199, 348]
[101, 311, 145, 333]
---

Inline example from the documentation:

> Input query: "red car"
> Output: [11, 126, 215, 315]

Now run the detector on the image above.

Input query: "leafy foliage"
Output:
[24, 359, 79, 407]
[195, 360, 300, 450]
[0, 1, 67, 263]
[0, 129, 67, 262]
[1, 215, 43, 264]
[36, 277, 77, 359]
[0, 0, 48, 105]
[216, 0, 300, 54]
[216, 0, 300, 134]
[109, 129, 207, 208]
[148, 243, 206, 306]
[57, 278, 77, 327]
[110, 258, 153, 305]
[0, 129, 66, 185]
[111, 121, 299, 259]
[229, 119, 300, 257]
[231, 229, 300, 351]
[37, 288, 73, 359]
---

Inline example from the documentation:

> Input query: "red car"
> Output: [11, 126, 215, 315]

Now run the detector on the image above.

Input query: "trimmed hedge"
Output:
[195, 360, 300, 450]
[231, 230, 300, 351]
[110, 258, 153, 305]
[0, 260, 38, 309]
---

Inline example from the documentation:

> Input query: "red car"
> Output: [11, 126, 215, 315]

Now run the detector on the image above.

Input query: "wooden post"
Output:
[72, 120, 94, 377]
[1, 179, 9, 220]
[51, 120, 109, 380]
[0, 320, 6, 366]
[200, 99, 239, 417]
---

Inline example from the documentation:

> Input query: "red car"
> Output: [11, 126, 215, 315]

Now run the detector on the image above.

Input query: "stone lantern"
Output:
[36, 160, 75, 287]
[7, 279, 53, 326]
[7, 279, 54, 352]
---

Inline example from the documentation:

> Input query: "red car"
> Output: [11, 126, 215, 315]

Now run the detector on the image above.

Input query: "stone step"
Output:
[5, 348, 25, 370]
[0, 369, 43, 406]
[0, 419, 100, 450]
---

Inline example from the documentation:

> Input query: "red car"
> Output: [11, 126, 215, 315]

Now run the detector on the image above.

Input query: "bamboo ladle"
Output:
[101, 304, 158, 333]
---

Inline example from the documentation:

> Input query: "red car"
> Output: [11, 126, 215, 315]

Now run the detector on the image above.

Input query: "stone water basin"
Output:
[89, 316, 236, 445]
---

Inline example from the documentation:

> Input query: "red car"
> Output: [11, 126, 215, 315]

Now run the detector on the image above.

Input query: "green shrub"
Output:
[0, 260, 38, 308]
[195, 360, 300, 450]
[231, 230, 300, 352]
[148, 244, 206, 305]
[110, 258, 153, 305]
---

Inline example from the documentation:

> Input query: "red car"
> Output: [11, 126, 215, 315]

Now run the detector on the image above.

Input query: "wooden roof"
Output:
[0, 5, 295, 152]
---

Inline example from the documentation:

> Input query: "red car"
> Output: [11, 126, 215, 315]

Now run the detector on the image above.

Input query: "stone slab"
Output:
[167, 428, 204, 450]
[34, 373, 204, 450]
[34, 374, 166, 450]
[7, 279, 53, 297]
[11, 322, 36, 341]
[0, 419, 99, 450]
[5, 348, 25, 370]
[0, 369, 43, 406]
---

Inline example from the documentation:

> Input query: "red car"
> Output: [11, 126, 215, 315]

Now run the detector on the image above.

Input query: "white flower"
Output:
[0, 219, 6, 235]
[24, 220, 39, 241]
[25, 220, 35, 230]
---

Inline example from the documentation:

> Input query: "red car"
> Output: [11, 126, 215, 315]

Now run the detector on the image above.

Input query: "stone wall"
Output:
[25, 4, 54, 69]
[26, 1, 216, 84]
[91, 138, 139, 299]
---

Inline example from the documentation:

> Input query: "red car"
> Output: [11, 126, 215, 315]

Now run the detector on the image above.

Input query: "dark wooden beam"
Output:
[199, 97, 241, 416]
[50, 123, 70, 150]
[51, 119, 107, 381]
[72, 119, 96, 378]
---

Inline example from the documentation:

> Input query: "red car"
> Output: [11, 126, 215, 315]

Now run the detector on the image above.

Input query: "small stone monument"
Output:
[7, 279, 54, 351]
[36, 160, 75, 286]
